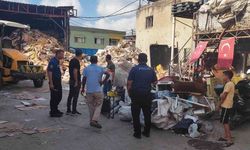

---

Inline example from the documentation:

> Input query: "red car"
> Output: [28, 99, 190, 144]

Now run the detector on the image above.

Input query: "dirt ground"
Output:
[0, 81, 249, 150]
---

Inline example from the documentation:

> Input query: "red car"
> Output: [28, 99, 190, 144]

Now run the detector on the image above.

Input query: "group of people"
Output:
[47, 49, 157, 137]
[47, 49, 235, 143]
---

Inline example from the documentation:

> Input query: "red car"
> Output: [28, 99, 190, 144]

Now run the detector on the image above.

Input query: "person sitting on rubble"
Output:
[218, 70, 235, 147]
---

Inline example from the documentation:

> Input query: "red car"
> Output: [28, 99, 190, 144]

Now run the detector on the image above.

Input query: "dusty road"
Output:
[0, 81, 249, 150]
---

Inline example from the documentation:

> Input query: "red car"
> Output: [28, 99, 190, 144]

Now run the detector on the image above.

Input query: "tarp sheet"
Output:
[189, 41, 208, 64]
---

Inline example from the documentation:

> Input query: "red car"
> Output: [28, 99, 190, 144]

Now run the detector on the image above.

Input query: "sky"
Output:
[5, 0, 148, 32]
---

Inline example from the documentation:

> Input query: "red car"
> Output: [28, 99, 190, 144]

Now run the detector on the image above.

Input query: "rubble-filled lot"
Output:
[0, 81, 249, 150]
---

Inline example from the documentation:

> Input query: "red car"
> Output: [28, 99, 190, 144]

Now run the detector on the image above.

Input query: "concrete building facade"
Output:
[136, 0, 195, 69]
[70, 26, 126, 55]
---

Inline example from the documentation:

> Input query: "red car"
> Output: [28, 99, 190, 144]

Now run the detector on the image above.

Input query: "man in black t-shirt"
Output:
[67, 49, 83, 115]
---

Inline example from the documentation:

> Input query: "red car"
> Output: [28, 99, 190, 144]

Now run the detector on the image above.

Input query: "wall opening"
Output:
[150, 44, 178, 69]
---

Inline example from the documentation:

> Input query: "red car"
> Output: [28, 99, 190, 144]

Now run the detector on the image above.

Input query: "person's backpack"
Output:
[101, 97, 111, 114]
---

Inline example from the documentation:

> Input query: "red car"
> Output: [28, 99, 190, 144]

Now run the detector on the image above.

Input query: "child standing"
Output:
[218, 70, 235, 147]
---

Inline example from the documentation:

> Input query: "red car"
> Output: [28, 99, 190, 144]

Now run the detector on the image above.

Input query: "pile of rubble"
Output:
[10, 29, 141, 82]
[96, 41, 141, 66]
[10, 29, 89, 81]
[10, 29, 66, 69]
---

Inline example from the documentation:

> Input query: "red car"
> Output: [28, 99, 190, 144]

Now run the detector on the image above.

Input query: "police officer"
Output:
[127, 53, 157, 139]
[47, 50, 64, 117]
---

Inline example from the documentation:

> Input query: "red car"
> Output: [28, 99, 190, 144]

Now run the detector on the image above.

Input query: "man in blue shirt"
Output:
[81, 56, 109, 129]
[47, 50, 65, 117]
[127, 53, 157, 139]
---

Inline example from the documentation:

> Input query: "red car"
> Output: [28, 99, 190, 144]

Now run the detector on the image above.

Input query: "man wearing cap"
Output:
[66, 49, 83, 115]
[127, 53, 157, 139]
[47, 50, 65, 117]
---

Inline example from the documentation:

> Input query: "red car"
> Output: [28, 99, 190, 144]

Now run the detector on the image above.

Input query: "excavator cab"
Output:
[0, 20, 45, 89]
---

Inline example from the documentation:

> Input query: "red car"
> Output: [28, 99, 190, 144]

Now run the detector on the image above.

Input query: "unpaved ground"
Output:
[0, 81, 249, 150]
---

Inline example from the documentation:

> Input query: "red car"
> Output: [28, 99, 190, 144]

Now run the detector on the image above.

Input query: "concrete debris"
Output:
[0, 121, 8, 124]
[0, 133, 8, 138]
[13, 91, 38, 100]
[96, 41, 141, 66]
[78, 101, 86, 105]
[22, 129, 37, 135]
[0, 91, 11, 97]
[15, 103, 47, 111]
[10, 29, 140, 82]
[0, 121, 65, 138]
[0, 122, 24, 135]
[10, 29, 88, 82]
[24, 119, 35, 122]
[199, 0, 248, 27]
[188, 139, 224, 150]
[34, 97, 47, 101]
[21, 101, 32, 106]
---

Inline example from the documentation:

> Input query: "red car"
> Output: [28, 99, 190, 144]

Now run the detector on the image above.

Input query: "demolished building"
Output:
[0, 0, 77, 50]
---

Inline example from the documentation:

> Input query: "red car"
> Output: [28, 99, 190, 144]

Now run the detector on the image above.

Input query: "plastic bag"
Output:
[118, 106, 132, 122]
[188, 123, 201, 138]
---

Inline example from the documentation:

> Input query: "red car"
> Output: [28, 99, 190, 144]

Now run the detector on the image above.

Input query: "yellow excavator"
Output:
[0, 20, 45, 89]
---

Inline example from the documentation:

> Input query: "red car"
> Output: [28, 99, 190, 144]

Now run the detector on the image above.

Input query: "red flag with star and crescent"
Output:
[217, 37, 235, 68]
[189, 41, 208, 64]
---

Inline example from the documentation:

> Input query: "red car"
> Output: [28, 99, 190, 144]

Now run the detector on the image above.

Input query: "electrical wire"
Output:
[77, 8, 138, 22]
[77, 0, 139, 20]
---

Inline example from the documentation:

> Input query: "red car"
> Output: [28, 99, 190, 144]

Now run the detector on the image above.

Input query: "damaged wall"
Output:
[136, 0, 194, 68]
[196, 0, 250, 33]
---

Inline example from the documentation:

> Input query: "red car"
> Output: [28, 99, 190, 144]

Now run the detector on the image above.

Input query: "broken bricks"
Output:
[0, 121, 66, 138]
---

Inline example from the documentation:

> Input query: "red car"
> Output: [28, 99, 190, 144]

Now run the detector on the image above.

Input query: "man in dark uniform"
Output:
[103, 54, 115, 96]
[66, 49, 83, 115]
[47, 50, 65, 117]
[127, 53, 157, 139]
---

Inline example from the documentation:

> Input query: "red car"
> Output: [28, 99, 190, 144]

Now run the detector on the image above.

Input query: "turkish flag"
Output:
[217, 37, 235, 68]
[189, 41, 208, 64]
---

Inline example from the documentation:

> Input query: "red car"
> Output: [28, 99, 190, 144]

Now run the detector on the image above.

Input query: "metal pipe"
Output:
[171, 16, 176, 67]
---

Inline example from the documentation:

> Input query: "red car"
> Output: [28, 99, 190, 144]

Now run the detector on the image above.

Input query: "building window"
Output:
[146, 16, 153, 28]
[109, 39, 119, 46]
[95, 38, 105, 45]
[74, 37, 85, 43]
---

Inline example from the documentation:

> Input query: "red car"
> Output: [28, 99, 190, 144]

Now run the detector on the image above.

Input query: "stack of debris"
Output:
[10, 29, 89, 81]
[10, 29, 141, 82]
[10, 29, 65, 69]
[0, 121, 65, 138]
[96, 41, 141, 66]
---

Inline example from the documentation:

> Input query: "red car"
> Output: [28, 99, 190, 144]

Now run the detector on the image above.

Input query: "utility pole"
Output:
[170, 0, 177, 75]
[139, 0, 142, 8]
